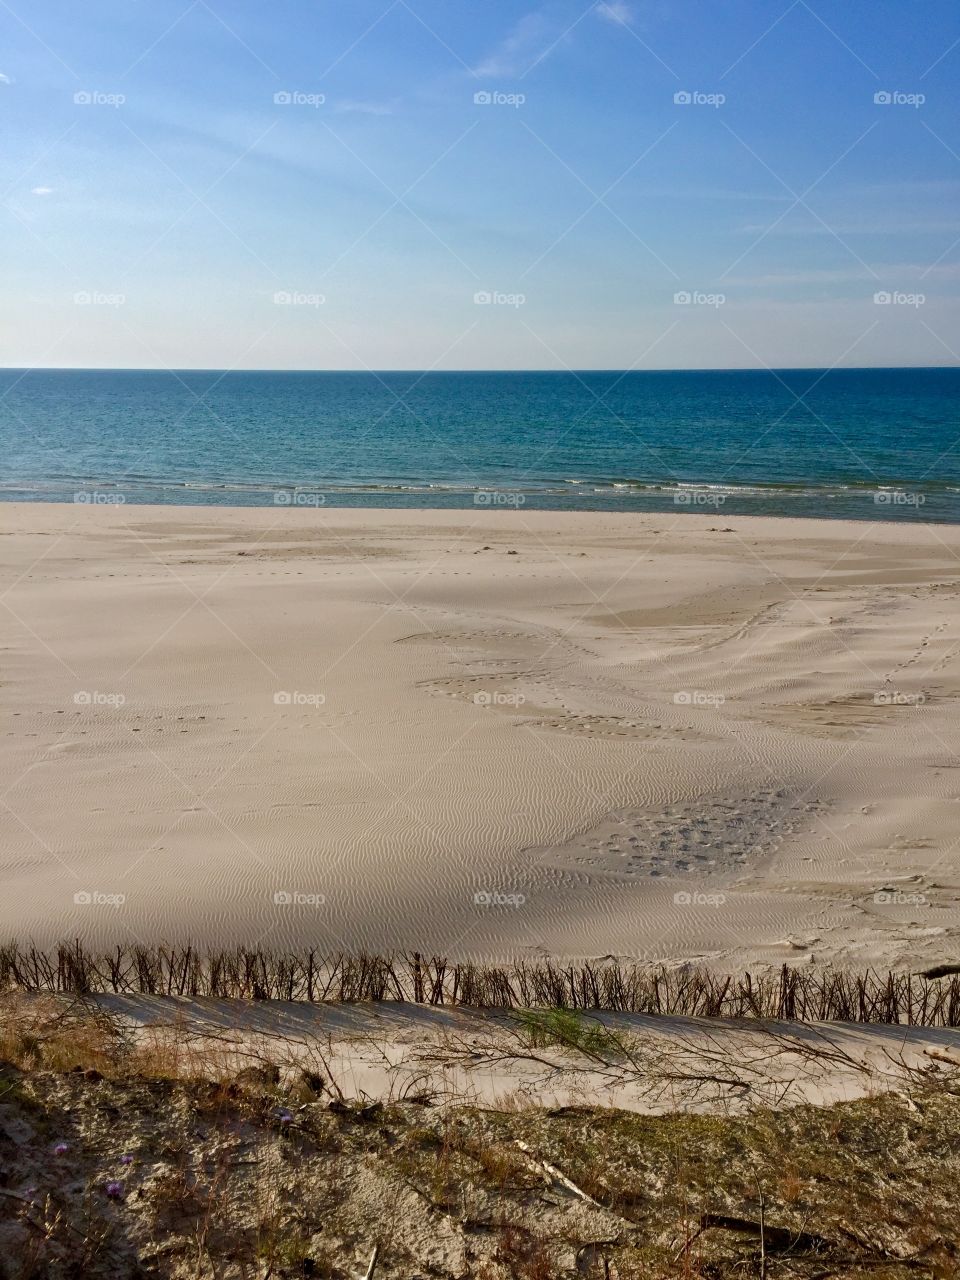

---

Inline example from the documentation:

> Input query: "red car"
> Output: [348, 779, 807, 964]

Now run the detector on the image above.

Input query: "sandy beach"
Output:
[2, 501, 959, 971]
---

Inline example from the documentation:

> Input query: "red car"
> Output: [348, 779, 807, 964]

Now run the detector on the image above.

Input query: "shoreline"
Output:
[0, 495, 950, 530]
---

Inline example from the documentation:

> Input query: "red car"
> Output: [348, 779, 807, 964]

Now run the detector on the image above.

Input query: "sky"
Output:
[1, 0, 959, 370]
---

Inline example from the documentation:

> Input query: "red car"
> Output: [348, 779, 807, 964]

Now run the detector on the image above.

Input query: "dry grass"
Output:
[0, 992, 261, 1085]
[2, 942, 960, 1025]
[0, 997, 959, 1278]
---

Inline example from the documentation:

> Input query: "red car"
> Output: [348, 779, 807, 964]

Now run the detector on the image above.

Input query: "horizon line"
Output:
[1, 363, 958, 376]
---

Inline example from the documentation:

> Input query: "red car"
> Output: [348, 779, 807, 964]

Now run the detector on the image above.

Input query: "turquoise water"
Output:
[2, 367, 958, 521]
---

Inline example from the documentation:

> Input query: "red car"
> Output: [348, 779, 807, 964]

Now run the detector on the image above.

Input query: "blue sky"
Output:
[1, 0, 959, 369]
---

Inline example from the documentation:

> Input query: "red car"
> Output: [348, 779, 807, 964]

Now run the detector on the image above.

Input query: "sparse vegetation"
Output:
[514, 1007, 623, 1056]
[0, 992, 958, 1277]
[3, 942, 960, 1025]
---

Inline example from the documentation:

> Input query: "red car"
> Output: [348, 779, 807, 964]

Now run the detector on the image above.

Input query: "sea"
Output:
[2, 366, 958, 521]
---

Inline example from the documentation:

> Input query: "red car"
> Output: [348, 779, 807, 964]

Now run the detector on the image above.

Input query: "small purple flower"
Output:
[119, 1154, 134, 1166]
[53, 1142, 69, 1156]
[278, 1110, 293, 1126]
[105, 1181, 124, 1199]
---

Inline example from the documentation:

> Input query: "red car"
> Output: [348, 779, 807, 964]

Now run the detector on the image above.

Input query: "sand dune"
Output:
[2, 502, 960, 970]
[95, 993, 960, 1112]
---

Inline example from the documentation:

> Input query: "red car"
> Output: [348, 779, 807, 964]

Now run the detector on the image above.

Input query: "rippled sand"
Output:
[3, 502, 960, 970]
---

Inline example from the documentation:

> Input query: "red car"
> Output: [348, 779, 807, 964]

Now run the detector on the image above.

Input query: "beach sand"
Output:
[2, 501, 960, 971]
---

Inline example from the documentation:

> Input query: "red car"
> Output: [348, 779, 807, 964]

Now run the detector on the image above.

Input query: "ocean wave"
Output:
[2, 475, 956, 503]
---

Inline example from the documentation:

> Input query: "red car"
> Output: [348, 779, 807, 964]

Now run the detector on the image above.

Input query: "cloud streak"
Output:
[473, 9, 558, 77]
[596, 2, 633, 24]
[333, 99, 395, 117]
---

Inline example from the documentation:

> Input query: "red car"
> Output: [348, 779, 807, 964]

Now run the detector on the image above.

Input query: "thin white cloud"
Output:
[333, 99, 395, 116]
[31, 186, 54, 196]
[473, 10, 555, 77]
[725, 263, 960, 286]
[740, 219, 960, 236]
[726, 267, 884, 286]
[596, 2, 632, 24]
[0, 73, 11, 84]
